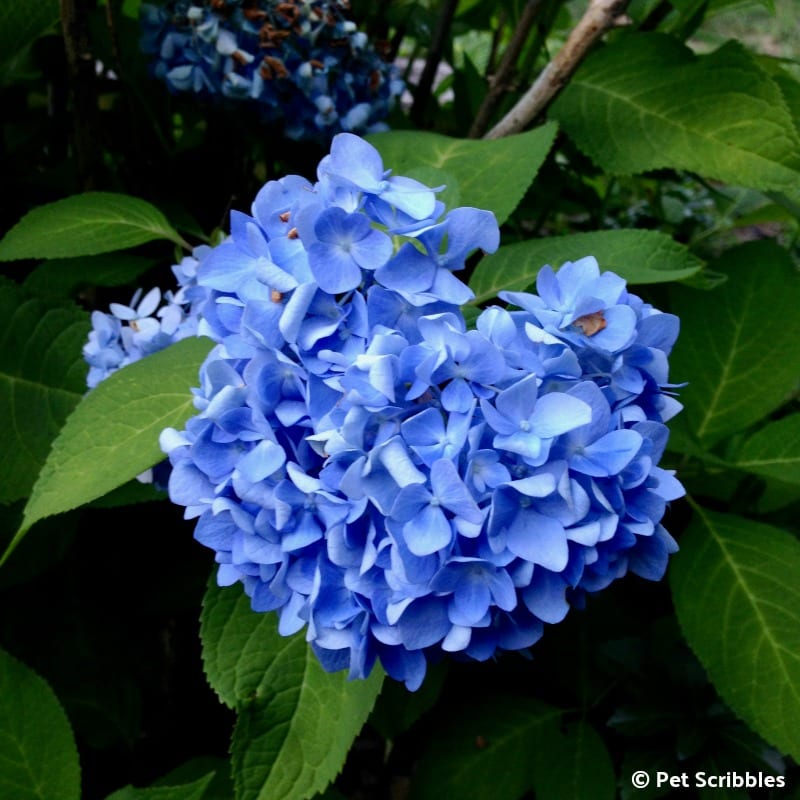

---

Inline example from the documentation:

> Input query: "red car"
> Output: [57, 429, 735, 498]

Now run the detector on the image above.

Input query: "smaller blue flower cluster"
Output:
[152, 133, 684, 691]
[141, 0, 403, 141]
[83, 250, 210, 388]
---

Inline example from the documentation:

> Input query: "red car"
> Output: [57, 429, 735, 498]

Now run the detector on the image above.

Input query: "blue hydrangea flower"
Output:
[83, 247, 212, 388]
[85, 134, 684, 691]
[141, 1, 404, 142]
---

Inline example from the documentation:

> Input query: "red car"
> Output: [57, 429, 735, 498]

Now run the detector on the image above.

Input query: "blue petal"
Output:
[352, 229, 393, 271]
[403, 504, 453, 556]
[431, 459, 482, 523]
[530, 393, 592, 438]
[325, 133, 384, 190]
[450, 573, 491, 626]
[396, 597, 451, 649]
[523, 569, 570, 623]
[506, 512, 568, 571]
[570, 429, 643, 477]
[308, 242, 362, 294]
[236, 440, 286, 483]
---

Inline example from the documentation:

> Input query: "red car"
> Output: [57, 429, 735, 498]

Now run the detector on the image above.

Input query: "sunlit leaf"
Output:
[5, 336, 212, 564]
[0, 193, 188, 260]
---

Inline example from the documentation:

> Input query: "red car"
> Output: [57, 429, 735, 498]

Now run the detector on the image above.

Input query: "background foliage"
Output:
[1, 0, 799, 797]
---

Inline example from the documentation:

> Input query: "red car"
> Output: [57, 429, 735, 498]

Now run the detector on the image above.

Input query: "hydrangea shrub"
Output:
[86, 134, 684, 690]
[142, 0, 403, 140]
[4, 1, 800, 796]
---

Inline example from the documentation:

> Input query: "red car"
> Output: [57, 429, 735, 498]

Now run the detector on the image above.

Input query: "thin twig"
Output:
[468, 0, 544, 138]
[484, 0, 631, 140]
[410, 0, 461, 126]
[485, 9, 507, 76]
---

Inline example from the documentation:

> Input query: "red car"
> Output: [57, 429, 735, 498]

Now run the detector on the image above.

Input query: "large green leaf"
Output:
[0, 278, 89, 504]
[368, 124, 558, 225]
[670, 505, 800, 760]
[408, 695, 612, 800]
[105, 774, 214, 800]
[469, 229, 703, 304]
[5, 336, 213, 563]
[0, 646, 81, 800]
[733, 414, 800, 485]
[201, 581, 384, 800]
[669, 241, 800, 446]
[0, 193, 188, 261]
[534, 720, 616, 800]
[551, 35, 800, 201]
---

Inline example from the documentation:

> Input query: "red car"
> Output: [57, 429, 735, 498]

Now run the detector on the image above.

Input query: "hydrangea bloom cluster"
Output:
[145, 133, 684, 691]
[83, 250, 210, 388]
[141, 0, 403, 140]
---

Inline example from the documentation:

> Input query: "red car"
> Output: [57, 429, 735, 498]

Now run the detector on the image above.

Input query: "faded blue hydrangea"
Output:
[116, 133, 685, 691]
[141, 0, 403, 141]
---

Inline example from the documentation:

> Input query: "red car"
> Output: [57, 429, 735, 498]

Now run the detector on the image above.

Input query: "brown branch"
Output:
[468, 0, 544, 139]
[483, 0, 631, 140]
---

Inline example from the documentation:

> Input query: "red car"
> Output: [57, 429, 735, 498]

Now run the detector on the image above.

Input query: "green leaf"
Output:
[367, 124, 558, 225]
[0, 278, 89, 504]
[0, 193, 188, 261]
[733, 414, 800, 485]
[534, 720, 616, 800]
[5, 336, 213, 564]
[105, 774, 214, 800]
[670, 505, 800, 760]
[369, 663, 448, 741]
[153, 758, 232, 800]
[23, 254, 157, 297]
[0, 0, 59, 81]
[550, 35, 800, 201]
[0, 646, 81, 800]
[408, 694, 563, 800]
[669, 240, 800, 446]
[201, 581, 384, 800]
[469, 229, 703, 304]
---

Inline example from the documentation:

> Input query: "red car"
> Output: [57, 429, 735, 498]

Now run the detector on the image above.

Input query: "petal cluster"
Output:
[141, 0, 403, 141]
[83, 250, 211, 388]
[91, 134, 684, 690]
